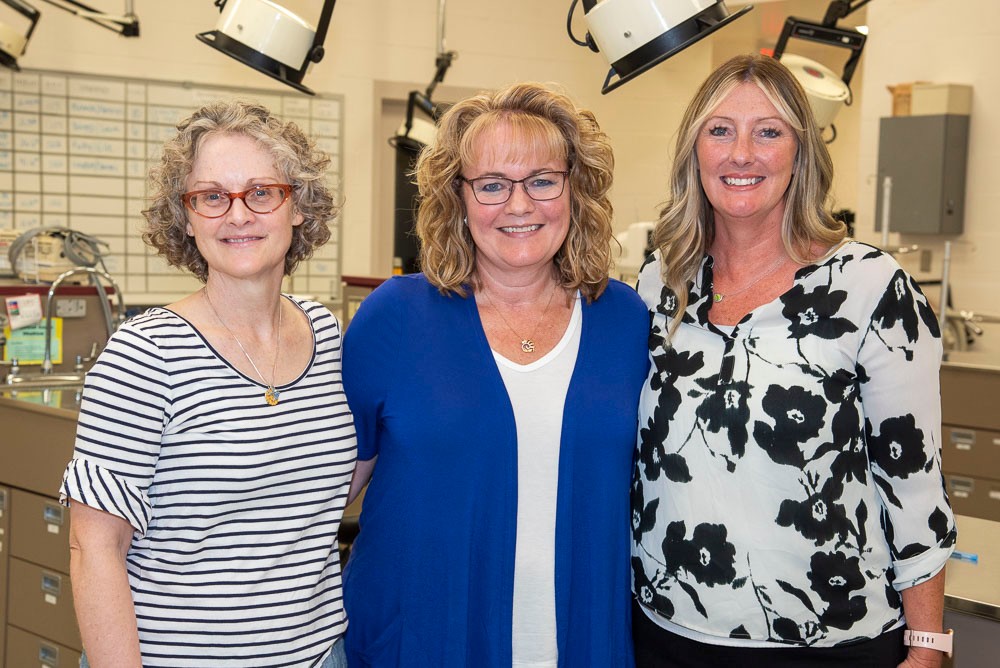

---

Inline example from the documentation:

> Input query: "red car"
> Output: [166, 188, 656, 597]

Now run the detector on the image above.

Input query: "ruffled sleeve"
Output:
[59, 316, 169, 536]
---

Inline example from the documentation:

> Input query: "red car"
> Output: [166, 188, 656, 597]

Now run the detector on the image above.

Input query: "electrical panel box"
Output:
[875, 114, 969, 235]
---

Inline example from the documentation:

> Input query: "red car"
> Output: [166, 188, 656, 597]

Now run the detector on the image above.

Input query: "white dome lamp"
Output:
[0, 0, 40, 70]
[772, 0, 869, 141]
[569, 0, 754, 94]
[197, 0, 337, 96]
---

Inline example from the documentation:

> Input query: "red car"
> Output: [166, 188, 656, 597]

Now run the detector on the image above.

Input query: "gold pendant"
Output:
[521, 339, 535, 353]
[265, 387, 280, 406]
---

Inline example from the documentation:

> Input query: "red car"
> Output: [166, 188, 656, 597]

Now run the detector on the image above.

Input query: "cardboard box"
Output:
[887, 83, 915, 116]
[912, 83, 973, 116]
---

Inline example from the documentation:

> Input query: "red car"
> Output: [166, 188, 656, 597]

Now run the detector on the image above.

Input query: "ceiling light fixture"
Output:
[196, 0, 337, 96]
[567, 0, 754, 94]
[772, 0, 870, 140]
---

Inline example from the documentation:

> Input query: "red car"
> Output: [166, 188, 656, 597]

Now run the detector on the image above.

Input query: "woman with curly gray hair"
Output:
[341, 82, 648, 666]
[60, 100, 355, 667]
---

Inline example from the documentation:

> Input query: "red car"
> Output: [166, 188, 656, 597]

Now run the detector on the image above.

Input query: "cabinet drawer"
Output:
[942, 425, 1000, 479]
[10, 488, 71, 573]
[5, 624, 81, 668]
[7, 557, 81, 650]
[945, 474, 1000, 523]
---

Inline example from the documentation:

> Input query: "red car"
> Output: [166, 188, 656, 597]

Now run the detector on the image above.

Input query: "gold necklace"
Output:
[481, 282, 558, 354]
[712, 254, 787, 303]
[204, 289, 283, 406]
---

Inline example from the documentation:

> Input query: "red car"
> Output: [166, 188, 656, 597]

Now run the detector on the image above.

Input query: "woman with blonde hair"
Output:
[632, 54, 955, 667]
[342, 81, 648, 666]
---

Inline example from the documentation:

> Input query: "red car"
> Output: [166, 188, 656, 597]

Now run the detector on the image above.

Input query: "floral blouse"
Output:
[632, 240, 956, 647]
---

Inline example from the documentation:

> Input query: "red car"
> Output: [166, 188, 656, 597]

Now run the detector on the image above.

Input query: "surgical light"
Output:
[196, 0, 337, 96]
[568, 0, 754, 94]
[0, 0, 40, 70]
[772, 0, 869, 140]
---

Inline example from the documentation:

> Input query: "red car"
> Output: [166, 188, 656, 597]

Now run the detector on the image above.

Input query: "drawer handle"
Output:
[949, 429, 975, 448]
[39, 642, 60, 667]
[990, 491, 1000, 502]
[948, 477, 974, 498]
[44, 503, 65, 526]
[41, 571, 62, 597]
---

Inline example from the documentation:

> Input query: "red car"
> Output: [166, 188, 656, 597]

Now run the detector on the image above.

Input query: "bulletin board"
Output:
[0, 68, 344, 303]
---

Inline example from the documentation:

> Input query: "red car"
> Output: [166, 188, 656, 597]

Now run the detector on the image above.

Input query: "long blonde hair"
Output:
[415, 82, 615, 301]
[655, 54, 845, 332]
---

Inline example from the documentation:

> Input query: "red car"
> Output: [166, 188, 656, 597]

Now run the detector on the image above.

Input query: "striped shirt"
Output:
[60, 297, 356, 667]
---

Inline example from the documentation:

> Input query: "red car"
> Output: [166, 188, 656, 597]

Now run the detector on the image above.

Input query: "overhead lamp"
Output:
[388, 0, 456, 275]
[567, 0, 754, 94]
[197, 0, 337, 96]
[38, 0, 138, 36]
[0, 0, 40, 70]
[772, 0, 869, 140]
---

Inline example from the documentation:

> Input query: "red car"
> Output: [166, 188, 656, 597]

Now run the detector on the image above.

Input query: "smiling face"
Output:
[695, 82, 799, 230]
[184, 132, 303, 284]
[460, 121, 571, 284]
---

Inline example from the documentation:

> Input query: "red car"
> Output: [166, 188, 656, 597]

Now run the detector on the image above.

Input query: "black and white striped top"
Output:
[60, 297, 356, 667]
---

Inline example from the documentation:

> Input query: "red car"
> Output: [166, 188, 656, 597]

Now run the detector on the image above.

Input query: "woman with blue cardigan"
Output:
[342, 82, 648, 667]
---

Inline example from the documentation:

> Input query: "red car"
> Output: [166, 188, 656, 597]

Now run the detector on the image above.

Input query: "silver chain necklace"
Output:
[712, 254, 787, 303]
[204, 288, 283, 406]
[480, 282, 558, 354]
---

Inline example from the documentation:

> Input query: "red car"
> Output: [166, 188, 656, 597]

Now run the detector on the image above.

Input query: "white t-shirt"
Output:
[494, 295, 582, 667]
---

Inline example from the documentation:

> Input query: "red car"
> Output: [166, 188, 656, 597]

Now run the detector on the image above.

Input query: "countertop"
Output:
[947, 515, 1000, 621]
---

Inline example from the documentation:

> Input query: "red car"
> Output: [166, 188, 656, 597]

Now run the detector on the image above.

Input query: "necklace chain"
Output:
[481, 282, 558, 354]
[204, 288, 283, 405]
[712, 254, 787, 303]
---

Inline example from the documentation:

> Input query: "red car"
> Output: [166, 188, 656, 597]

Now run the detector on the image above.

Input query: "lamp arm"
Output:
[4, 0, 41, 41]
[771, 16, 866, 86]
[308, 0, 337, 63]
[822, 0, 872, 27]
[38, 0, 139, 36]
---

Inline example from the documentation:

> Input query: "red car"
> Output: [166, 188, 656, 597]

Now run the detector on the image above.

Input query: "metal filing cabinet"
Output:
[940, 356, 1000, 521]
[0, 395, 83, 668]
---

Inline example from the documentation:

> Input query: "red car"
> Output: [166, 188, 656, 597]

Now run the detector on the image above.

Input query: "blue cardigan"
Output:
[342, 274, 648, 667]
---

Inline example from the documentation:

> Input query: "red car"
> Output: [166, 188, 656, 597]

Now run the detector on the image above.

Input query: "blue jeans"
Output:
[80, 637, 347, 667]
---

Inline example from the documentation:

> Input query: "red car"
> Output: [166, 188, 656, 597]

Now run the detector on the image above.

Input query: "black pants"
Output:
[633, 600, 908, 668]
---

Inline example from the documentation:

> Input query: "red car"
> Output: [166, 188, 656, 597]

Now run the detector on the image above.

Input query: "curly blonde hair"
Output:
[655, 54, 846, 332]
[415, 82, 615, 301]
[142, 100, 335, 282]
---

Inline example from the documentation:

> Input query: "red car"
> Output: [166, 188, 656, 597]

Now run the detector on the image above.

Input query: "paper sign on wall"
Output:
[4, 293, 43, 329]
[2, 318, 62, 364]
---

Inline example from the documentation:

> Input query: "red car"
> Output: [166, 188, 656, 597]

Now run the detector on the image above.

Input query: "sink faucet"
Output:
[42, 267, 125, 375]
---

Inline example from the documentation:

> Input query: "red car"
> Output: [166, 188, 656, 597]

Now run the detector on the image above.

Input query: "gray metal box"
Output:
[875, 114, 969, 235]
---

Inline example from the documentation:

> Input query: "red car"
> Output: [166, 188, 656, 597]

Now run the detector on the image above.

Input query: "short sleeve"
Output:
[342, 278, 403, 462]
[59, 321, 169, 535]
[858, 269, 956, 589]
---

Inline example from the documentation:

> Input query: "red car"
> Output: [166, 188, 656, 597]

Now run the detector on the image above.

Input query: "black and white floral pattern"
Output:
[633, 241, 956, 647]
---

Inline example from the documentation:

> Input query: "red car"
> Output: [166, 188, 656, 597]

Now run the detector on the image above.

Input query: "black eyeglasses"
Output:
[182, 184, 294, 218]
[460, 171, 569, 205]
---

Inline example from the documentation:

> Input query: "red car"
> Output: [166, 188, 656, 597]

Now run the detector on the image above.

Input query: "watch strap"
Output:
[903, 629, 954, 657]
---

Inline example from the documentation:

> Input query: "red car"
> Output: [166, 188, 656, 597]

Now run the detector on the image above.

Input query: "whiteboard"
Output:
[0, 69, 344, 303]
